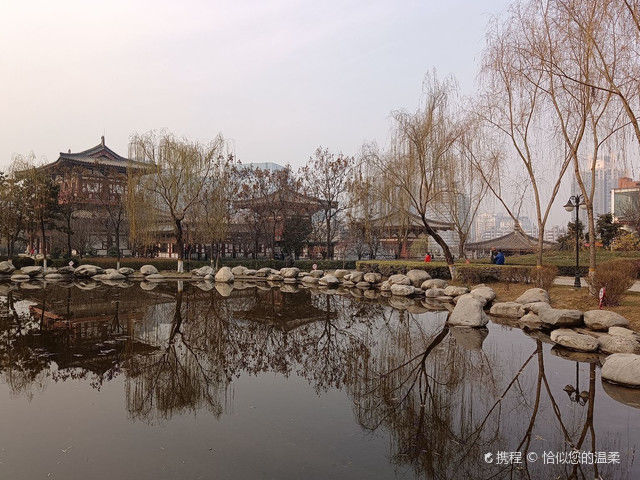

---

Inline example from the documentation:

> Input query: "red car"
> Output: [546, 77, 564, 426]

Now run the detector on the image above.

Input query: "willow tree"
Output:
[127, 131, 225, 272]
[368, 74, 462, 277]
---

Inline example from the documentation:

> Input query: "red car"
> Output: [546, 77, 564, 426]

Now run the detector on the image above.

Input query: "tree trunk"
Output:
[175, 219, 184, 273]
[40, 215, 47, 272]
[536, 225, 545, 268]
[587, 206, 597, 293]
[325, 214, 332, 259]
[115, 222, 121, 270]
[421, 218, 455, 278]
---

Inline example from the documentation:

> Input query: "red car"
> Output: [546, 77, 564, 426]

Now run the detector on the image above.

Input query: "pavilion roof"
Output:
[466, 229, 556, 252]
[40, 138, 148, 172]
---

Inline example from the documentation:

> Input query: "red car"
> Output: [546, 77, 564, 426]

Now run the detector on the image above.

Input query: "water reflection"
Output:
[0, 281, 638, 479]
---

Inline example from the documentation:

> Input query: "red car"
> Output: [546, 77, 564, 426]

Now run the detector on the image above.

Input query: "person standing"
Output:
[424, 252, 432, 263]
[495, 250, 505, 265]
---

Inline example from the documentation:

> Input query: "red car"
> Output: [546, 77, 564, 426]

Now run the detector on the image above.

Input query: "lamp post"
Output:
[563, 194, 585, 288]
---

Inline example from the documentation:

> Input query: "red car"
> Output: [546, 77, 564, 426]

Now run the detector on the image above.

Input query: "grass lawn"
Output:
[487, 282, 640, 332]
[475, 250, 640, 267]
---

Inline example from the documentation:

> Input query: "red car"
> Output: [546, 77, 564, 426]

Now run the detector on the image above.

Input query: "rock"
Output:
[489, 301, 523, 318]
[609, 326, 639, 338]
[309, 269, 324, 278]
[390, 284, 415, 296]
[520, 302, 551, 315]
[601, 353, 640, 387]
[518, 312, 543, 329]
[388, 296, 414, 310]
[421, 278, 448, 289]
[283, 278, 297, 284]
[301, 276, 319, 284]
[550, 328, 598, 352]
[44, 273, 64, 281]
[363, 272, 382, 283]
[450, 326, 488, 350]
[388, 274, 411, 285]
[96, 269, 126, 281]
[0, 261, 15, 274]
[583, 310, 629, 331]
[280, 284, 299, 293]
[406, 269, 431, 287]
[348, 271, 364, 283]
[139, 281, 157, 291]
[57, 266, 76, 274]
[539, 308, 583, 327]
[204, 274, 214, 280]
[341, 280, 355, 287]
[319, 275, 340, 287]
[551, 346, 602, 363]
[231, 265, 248, 276]
[194, 265, 214, 277]
[139, 265, 159, 276]
[602, 381, 640, 409]
[424, 288, 446, 298]
[469, 286, 496, 305]
[118, 267, 135, 276]
[379, 280, 391, 291]
[255, 267, 271, 277]
[244, 269, 257, 276]
[443, 285, 468, 297]
[597, 334, 640, 354]
[267, 274, 283, 281]
[280, 267, 300, 278]
[214, 266, 234, 283]
[515, 288, 550, 304]
[448, 294, 489, 327]
[22, 266, 43, 277]
[215, 283, 233, 297]
[146, 273, 166, 282]
[356, 281, 371, 289]
[333, 269, 350, 279]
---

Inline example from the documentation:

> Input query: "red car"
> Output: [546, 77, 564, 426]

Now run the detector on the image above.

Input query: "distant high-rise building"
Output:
[572, 153, 626, 219]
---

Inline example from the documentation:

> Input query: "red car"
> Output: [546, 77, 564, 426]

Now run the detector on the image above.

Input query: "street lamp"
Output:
[563, 194, 585, 288]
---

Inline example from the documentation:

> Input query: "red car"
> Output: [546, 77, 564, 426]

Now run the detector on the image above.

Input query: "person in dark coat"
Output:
[495, 250, 505, 265]
[490, 248, 497, 264]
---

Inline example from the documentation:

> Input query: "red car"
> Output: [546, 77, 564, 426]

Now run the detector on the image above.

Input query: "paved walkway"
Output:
[554, 276, 640, 292]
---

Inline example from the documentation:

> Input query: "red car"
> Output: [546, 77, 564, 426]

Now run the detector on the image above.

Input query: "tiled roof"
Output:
[466, 229, 556, 251]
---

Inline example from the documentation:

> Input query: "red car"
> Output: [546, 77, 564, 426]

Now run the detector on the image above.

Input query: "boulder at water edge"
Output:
[597, 334, 640, 354]
[118, 267, 135, 276]
[515, 288, 550, 304]
[489, 301, 524, 318]
[280, 267, 300, 278]
[319, 275, 340, 287]
[443, 285, 468, 297]
[231, 265, 248, 276]
[520, 302, 551, 315]
[309, 269, 324, 278]
[601, 353, 640, 387]
[74, 265, 103, 277]
[139, 265, 159, 276]
[421, 278, 448, 289]
[539, 308, 583, 327]
[583, 310, 630, 331]
[215, 266, 234, 283]
[390, 284, 415, 296]
[448, 294, 489, 327]
[406, 269, 431, 287]
[0, 261, 15, 274]
[550, 328, 598, 352]
[301, 276, 319, 284]
[364, 272, 382, 283]
[10, 273, 30, 282]
[333, 269, 349, 279]
[424, 287, 446, 298]
[609, 326, 639, 338]
[388, 274, 411, 286]
[469, 286, 496, 306]
[22, 266, 43, 277]
[194, 265, 214, 277]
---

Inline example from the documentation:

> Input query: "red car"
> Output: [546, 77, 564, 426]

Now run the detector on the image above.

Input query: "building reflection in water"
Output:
[0, 281, 638, 478]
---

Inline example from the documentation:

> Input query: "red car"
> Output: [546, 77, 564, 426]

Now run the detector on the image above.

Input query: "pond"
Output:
[0, 280, 638, 480]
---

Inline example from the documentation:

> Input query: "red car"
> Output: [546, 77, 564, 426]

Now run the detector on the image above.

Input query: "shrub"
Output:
[0, 256, 36, 269]
[356, 260, 451, 279]
[589, 260, 638, 306]
[611, 232, 640, 251]
[456, 265, 532, 285]
[530, 265, 559, 290]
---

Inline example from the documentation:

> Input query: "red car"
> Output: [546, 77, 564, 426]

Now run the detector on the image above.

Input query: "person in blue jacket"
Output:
[495, 250, 505, 265]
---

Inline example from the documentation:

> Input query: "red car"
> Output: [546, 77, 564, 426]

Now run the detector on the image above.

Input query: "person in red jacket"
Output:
[424, 252, 432, 263]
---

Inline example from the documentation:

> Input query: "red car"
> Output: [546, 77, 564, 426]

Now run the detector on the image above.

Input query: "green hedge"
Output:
[356, 260, 452, 279]
[0, 256, 36, 269]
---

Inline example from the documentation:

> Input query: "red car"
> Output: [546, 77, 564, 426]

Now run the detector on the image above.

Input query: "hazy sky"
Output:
[0, 0, 511, 171]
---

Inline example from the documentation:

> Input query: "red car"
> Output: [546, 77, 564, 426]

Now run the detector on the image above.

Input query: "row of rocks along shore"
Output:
[1, 261, 638, 390]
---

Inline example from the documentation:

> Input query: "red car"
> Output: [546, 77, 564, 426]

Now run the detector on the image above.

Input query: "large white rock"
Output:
[390, 284, 415, 296]
[301, 276, 319, 284]
[539, 308, 583, 327]
[319, 275, 340, 287]
[379, 280, 391, 291]
[520, 302, 551, 315]
[348, 271, 364, 283]
[146, 273, 166, 282]
[74, 264, 103, 277]
[489, 301, 524, 318]
[601, 354, 640, 387]
[469, 286, 496, 305]
[333, 269, 350, 279]
[424, 287, 446, 298]
[364, 272, 382, 283]
[515, 288, 550, 304]
[118, 267, 135, 276]
[550, 328, 598, 352]
[194, 265, 214, 277]
[230, 265, 247, 276]
[406, 269, 431, 287]
[280, 267, 300, 279]
[443, 285, 468, 297]
[597, 334, 640, 354]
[22, 266, 43, 277]
[609, 326, 639, 338]
[215, 266, 234, 283]
[309, 269, 324, 278]
[584, 310, 630, 331]
[255, 267, 271, 277]
[448, 294, 489, 327]
[421, 278, 448, 290]
[10, 273, 30, 282]
[139, 265, 159, 276]
[388, 274, 411, 285]
[267, 274, 283, 281]
[0, 261, 15, 274]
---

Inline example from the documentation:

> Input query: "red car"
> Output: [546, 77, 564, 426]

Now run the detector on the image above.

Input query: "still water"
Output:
[0, 280, 638, 480]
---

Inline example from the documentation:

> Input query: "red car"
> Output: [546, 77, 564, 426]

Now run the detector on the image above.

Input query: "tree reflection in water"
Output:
[0, 282, 638, 478]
